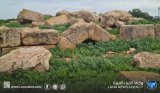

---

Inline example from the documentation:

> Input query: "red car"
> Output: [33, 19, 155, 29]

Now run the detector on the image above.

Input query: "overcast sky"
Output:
[0, 0, 160, 19]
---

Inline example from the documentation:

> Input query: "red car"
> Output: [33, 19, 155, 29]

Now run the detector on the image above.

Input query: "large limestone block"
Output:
[21, 29, 59, 45]
[2, 45, 55, 54]
[17, 9, 44, 24]
[100, 10, 132, 28]
[0, 46, 52, 72]
[118, 71, 160, 82]
[58, 36, 76, 50]
[132, 52, 160, 68]
[120, 25, 155, 40]
[154, 24, 160, 38]
[62, 22, 112, 45]
[0, 26, 20, 48]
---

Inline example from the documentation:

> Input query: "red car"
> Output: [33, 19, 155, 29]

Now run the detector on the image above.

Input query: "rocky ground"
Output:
[0, 9, 160, 93]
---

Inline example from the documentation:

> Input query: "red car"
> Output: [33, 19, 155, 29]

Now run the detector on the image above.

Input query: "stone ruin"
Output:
[0, 9, 160, 73]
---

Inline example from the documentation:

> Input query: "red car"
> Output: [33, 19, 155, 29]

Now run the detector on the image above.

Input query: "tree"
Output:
[129, 9, 153, 20]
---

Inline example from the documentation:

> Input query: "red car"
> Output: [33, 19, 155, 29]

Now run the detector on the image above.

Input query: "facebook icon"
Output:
[147, 80, 157, 90]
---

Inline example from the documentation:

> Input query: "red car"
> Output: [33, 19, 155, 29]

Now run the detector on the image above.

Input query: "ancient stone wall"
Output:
[0, 27, 59, 54]
[120, 24, 160, 40]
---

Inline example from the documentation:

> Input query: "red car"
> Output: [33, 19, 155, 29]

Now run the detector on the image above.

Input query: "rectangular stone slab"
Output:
[2, 45, 55, 54]
[154, 24, 160, 38]
[0, 27, 20, 48]
[21, 29, 59, 45]
[120, 25, 155, 40]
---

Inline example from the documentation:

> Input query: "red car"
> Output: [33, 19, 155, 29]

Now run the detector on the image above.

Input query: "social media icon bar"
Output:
[147, 80, 157, 90]
[60, 84, 66, 90]
[52, 84, 58, 90]
[44, 84, 51, 90]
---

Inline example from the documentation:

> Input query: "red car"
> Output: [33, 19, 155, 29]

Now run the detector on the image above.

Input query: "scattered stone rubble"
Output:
[0, 9, 160, 73]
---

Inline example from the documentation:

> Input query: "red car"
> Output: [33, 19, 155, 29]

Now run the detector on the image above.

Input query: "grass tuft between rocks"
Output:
[39, 23, 70, 33]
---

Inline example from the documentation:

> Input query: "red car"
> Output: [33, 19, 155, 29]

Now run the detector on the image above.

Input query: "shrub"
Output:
[129, 8, 153, 20]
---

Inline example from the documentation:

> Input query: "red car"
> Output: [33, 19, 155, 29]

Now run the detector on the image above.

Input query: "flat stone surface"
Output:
[154, 24, 160, 38]
[17, 9, 44, 24]
[0, 26, 20, 48]
[21, 29, 59, 45]
[0, 46, 52, 72]
[133, 52, 160, 68]
[2, 45, 55, 54]
[59, 36, 76, 50]
[62, 22, 111, 45]
[120, 25, 155, 40]
[119, 71, 160, 82]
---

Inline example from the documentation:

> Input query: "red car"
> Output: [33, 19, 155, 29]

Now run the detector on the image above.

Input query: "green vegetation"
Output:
[0, 19, 25, 28]
[44, 15, 53, 20]
[0, 38, 160, 92]
[129, 9, 153, 20]
[39, 24, 70, 33]
[5, 22, 24, 28]
[107, 28, 119, 35]
[126, 20, 160, 25]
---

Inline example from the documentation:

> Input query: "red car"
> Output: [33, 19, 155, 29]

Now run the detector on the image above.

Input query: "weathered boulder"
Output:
[120, 25, 155, 40]
[76, 10, 99, 23]
[69, 18, 86, 25]
[154, 24, 160, 38]
[0, 26, 20, 48]
[1, 45, 55, 54]
[100, 10, 132, 28]
[56, 10, 99, 23]
[132, 52, 160, 68]
[45, 15, 72, 26]
[21, 28, 59, 45]
[17, 9, 44, 24]
[115, 21, 125, 27]
[131, 18, 145, 21]
[62, 22, 112, 45]
[91, 24, 111, 42]
[0, 46, 52, 72]
[45, 14, 85, 26]
[62, 22, 90, 44]
[56, 10, 77, 17]
[58, 36, 76, 50]
[119, 71, 160, 82]
[31, 22, 45, 27]
[126, 48, 136, 54]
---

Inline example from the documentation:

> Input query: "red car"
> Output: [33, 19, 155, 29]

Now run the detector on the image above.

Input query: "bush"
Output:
[129, 8, 153, 20]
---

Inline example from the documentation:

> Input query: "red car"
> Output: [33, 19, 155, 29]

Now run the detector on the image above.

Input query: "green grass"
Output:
[5, 22, 24, 28]
[44, 15, 53, 20]
[0, 19, 25, 28]
[107, 28, 120, 35]
[39, 24, 70, 33]
[0, 38, 160, 92]
[126, 20, 160, 25]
